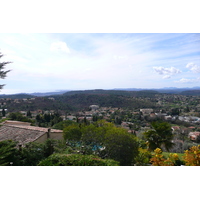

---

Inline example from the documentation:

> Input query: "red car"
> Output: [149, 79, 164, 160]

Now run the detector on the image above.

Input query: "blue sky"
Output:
[0, 33, 200, 94]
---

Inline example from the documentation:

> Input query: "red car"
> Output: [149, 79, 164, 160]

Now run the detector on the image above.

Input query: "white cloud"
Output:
[50, 42, 70, 53]
[175, 77, 200, 83]
[186, 62, 200, 73]
[153, 66, 181, 75]
[153, 66, 181, 78]
[163, 75, 171, 79]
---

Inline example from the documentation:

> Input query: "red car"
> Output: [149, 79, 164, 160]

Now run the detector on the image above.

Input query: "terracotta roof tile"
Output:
[0, 123, 62, 145]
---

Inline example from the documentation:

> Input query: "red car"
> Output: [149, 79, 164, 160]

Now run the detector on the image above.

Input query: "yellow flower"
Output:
[173, 153, 179, 160]
[154, 148, 162, 154]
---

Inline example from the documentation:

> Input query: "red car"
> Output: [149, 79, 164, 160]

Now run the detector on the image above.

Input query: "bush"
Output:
[184, 145, 200, 166]
[38, 153, 119, 166]
[150, 148, 181, 166]
[135, 148, 152, 166]
[0, 140, 19, 166]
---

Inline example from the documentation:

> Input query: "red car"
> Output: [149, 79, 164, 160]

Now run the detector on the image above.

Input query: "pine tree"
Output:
[0, 52, 11, 90]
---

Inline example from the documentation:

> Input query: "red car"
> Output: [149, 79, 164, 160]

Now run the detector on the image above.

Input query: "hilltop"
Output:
[2, 90, 157, 113]
[1, 87, 200, 98]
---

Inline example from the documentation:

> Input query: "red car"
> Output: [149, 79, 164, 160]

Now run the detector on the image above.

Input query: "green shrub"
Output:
[38, 153, 119, 166]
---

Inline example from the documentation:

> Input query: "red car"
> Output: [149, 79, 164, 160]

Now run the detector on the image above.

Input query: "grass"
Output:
[163, 152, 184, 161]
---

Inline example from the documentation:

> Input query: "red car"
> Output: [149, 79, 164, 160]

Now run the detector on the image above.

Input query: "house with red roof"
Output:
[0, 120, 63, 146]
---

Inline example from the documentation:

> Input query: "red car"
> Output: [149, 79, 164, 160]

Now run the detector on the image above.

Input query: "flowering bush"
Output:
[150, 148, 179, 166]
[184, 145, 200, 166]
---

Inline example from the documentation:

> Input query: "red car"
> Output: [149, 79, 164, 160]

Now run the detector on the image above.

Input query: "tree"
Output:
[0, 52, 11, 90]
[63, 120, 139, 165]
[144, 121, 174, 151]
[0, 140, 18, 166]
[52, 120, 77, 130]
[18, 142, 47, 166]
[63, 124, 82, 146]
[196, 135, 200, 143]
[170, 108, 180, 116]
[17, 139, 66, 166]
[8, 112, 33, 123]
[26, 110, 32, 118]
[2, 108, 6, 117]
[103, 126, 139, 165]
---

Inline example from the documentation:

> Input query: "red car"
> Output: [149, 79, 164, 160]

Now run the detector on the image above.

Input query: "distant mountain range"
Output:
[0, 90, 71, 99]
[29, 90, 71, 96]
[114, 86, 200, 93]
[0, 87, 200, 98]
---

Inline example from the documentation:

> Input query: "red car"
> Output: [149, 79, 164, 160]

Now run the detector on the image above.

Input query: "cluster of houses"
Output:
[1, 104, 200, 146]
[66, 105, 121, 122]
[68, 107, 200, 142]
[141, 109, 200, 142]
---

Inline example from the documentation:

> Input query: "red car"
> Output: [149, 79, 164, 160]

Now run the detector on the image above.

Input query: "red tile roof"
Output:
[0, 121, 62, 145]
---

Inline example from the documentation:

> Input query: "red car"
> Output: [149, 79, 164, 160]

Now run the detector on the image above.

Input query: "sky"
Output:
[0, 33, 200, 94]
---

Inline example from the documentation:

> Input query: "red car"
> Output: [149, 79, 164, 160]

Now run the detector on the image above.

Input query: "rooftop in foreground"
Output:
[0, 120, 63, 145]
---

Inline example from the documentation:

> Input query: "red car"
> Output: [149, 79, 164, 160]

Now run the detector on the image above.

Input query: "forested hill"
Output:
[180, 90, 200, 96]
[54, 93, 157, 111]
[60, 89, 159, 98]
[0, 93, 35, 99]
[4, 91, 158, 113]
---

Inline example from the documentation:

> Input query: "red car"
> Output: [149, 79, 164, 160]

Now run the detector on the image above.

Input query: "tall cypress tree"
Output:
[2, 108, 6, 117]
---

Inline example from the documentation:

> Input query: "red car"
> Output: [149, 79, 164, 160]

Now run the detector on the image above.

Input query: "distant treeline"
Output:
[3, 90, 158, 113]
[180, 90, 200, 96]
[2, 89, 200, 113]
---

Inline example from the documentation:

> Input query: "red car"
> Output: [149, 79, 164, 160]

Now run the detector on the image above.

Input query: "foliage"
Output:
[0, 52, 11, 90]
[4, 91, 157, 113]
[35, 112, 63, 127]
[196, 135, 200, 143]
[135, 148, 152, 166]
[181, 90, 200, 96]
[52, 120, 77, 130]
[150, 148, 181, 166]
[150, 145, 200, 166]
[38, 153, 119, 166]
[144, 121, 174, 151]
[183, 145, 200, 166]
[170, 108, 180, 116]
[162, 151, 184, 161]
[18, 142, 47, 166]
[15, 139, 69, 166]
[0, 140, 18, 166]
[2, 108, 6, 117]
[26, 110, 32, 118]
[8, 112, 34, 123]
[63, 120, 139, 165]
[103, 126, 139, 165]
[63, 124, 83, 145]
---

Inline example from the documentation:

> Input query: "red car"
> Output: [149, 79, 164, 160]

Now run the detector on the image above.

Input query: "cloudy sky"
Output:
[0, 33, 200, 94]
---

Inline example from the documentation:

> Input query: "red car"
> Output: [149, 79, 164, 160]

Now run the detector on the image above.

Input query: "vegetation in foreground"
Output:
[1, 120, 200, 166]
